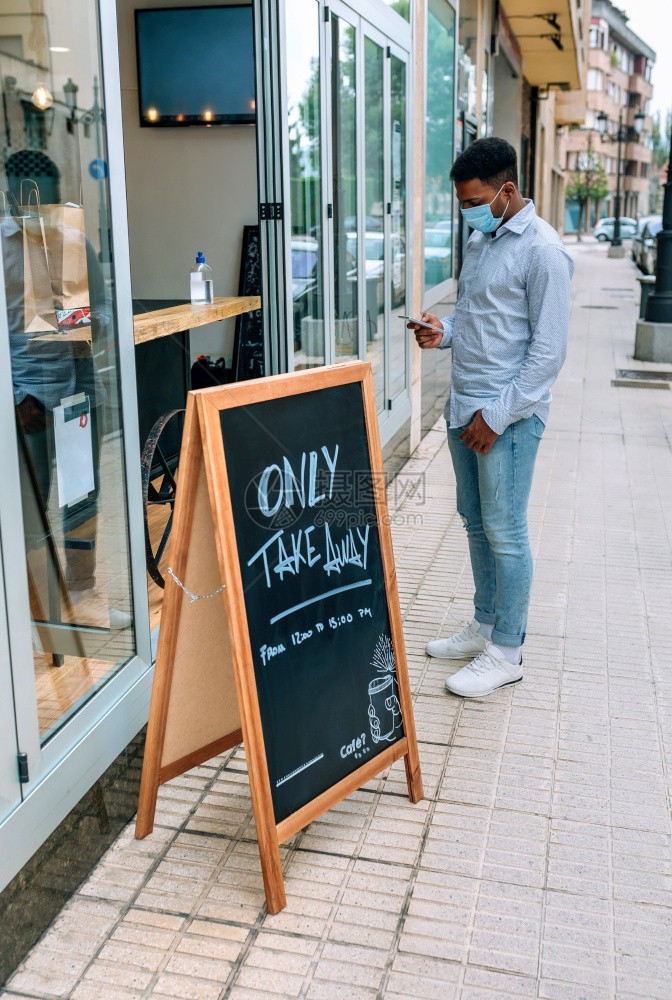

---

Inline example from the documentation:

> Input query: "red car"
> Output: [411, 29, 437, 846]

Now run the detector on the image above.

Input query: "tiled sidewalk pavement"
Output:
[4, 241, 672, 1000]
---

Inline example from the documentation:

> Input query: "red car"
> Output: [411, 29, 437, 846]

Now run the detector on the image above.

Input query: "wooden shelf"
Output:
[133, 295, 261, 346]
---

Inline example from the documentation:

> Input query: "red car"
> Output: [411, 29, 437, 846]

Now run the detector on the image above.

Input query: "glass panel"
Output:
[287, 0, 324, 369]
[381, 0, 410, 22]
[0, 529, 22, 821]
[0, 0, 135, 742]
[331, 15, 358, 359]
[388, 53, 407, 403]
[457, 0, 477, 118]
[363, 37, 385, 412]
[481, 50, 490, 136]
[425, 0, 455, 291]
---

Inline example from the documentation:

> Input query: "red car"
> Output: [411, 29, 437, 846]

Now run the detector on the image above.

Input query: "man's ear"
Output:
[503, 181, 516, 199]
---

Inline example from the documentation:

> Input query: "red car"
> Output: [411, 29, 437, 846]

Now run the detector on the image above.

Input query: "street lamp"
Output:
[597, 107, 645, 254]
[61, 75, 109, 265]
[63, 77, 78, 119]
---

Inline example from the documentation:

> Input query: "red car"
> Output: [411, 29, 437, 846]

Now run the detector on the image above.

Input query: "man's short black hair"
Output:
[450, 137, 518, 189]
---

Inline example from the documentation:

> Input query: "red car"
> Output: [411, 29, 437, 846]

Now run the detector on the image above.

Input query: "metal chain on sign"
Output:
[166, 567, 225, 603]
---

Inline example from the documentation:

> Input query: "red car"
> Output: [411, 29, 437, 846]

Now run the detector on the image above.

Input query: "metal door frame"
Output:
[384, 38, 411, 412]
[0, 0, 153, 892]
[270, 0, 412, 443]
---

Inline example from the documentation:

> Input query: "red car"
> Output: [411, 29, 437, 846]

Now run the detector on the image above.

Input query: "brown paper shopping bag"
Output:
[22, 213, 59, 334]
[21, 180, 91, 330]
[42, 202, 90, 315]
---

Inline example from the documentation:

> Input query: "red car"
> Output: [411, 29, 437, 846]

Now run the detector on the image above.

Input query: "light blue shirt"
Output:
[440, 200, 573, 434]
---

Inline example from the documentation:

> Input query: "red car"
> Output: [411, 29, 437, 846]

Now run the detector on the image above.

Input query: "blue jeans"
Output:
[447, 414, 544, 646]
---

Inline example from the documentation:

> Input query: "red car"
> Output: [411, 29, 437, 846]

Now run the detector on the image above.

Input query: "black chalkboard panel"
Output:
[233, 225, 264, 381]
[220, 380, 405, 823]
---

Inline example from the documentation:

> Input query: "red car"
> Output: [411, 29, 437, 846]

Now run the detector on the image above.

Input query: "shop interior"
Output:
[116, 0, 261, 622]
[0, 0, 260, 740]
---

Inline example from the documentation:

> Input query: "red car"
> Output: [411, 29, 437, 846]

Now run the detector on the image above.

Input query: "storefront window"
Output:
[287, 0, 324, 369]
[381, 0, 411, 22]
[388, 52, 408, 403]
[481, 49, 492, 137]
[457, 0, 477, 119]
[425, 0, 455, 291]
[364, 36, 385, 412]
[0, 0, 135, 741]
[331, 14, 358, 359]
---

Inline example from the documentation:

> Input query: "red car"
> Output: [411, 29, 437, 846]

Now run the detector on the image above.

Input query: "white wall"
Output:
[116, 0, 258, 362]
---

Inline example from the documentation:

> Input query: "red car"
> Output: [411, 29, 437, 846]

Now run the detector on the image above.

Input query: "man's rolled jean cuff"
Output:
[491, 627, 525, 647]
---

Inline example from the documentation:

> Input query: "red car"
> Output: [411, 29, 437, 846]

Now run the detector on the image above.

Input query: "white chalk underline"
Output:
[269, 578, 373, 625]
[276, 752, 325, 787]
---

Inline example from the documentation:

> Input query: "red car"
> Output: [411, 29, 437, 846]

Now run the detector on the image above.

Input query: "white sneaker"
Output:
[69, 589, 133, 631]
[426, 619, 488, 659]
[445, 644, 523, 698]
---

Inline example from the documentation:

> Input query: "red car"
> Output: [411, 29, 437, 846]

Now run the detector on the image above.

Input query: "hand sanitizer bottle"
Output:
[190, 251, 214, 304]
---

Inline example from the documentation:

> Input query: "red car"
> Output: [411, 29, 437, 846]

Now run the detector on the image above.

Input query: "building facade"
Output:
[0, 0, 587, 979]
[562, 0, 654, 231]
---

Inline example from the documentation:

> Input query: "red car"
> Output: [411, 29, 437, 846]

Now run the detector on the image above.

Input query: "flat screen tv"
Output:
[135, 5, 256, 127]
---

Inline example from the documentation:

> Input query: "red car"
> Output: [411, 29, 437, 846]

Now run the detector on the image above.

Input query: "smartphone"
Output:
[398, 315, 441, 333]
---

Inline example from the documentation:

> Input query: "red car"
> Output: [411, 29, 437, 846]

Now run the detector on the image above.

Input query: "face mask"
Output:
[460, 184, 509, 233]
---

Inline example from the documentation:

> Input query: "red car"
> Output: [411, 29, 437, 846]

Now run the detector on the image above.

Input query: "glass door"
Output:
[0, 0, 149, 845]
[386, 44, 409, 408]
[363, 28, 386, 412]
[284, 0, 327, 370]
[0, 524, 21, 826]
[269, 0, 411, 426]
[328, 3, 359, 361]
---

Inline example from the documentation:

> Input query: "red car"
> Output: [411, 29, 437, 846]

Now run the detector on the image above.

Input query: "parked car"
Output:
[291, 238, 321, 346]
[592, 216, 637, 242]
[424, 228, 452, 286]
[346, 231, 406, 308]
[632, 214, 662, 267]
[640, 219, 663, 275]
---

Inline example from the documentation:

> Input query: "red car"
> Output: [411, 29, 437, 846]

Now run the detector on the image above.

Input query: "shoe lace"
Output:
[455, 623, 477, 643]
[465, 649, 497, 676]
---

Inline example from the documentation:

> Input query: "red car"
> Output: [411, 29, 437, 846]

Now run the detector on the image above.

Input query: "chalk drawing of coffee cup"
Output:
[368, 674, 403, 744]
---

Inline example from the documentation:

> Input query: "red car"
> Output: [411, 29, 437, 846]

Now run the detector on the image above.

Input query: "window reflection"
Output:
[331, 15, 358, 358]
[457, 0, 477, 118]
[388, 54, 407, 403]
[0, 0, 135, 741]
[425, 0, 456, 291]
[364, 37, 385, 412]
[287, 0, 324, 369]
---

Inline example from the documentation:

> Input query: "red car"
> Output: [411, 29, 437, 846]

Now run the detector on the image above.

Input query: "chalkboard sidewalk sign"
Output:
[135, 361, 423, 913]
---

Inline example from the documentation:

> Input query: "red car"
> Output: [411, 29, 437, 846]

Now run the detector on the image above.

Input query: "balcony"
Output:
[589, 49, 613, 76]
[505, 1, 582, 91]
[624, 142, 652, 164]
[629, 74, 653, 101]
[622, 176, 649, 194]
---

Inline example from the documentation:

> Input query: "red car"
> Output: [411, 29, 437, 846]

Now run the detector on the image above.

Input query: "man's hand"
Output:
[460, 409, 498, 454]
[407, 313, 443, 350]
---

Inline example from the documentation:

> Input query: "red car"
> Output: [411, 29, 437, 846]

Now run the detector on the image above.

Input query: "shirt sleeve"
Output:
[438, 313, 455, 350]
[481, 245, 573, 434]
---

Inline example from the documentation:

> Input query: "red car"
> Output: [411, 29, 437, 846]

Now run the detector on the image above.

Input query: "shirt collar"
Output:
[494, 198, 536, 238]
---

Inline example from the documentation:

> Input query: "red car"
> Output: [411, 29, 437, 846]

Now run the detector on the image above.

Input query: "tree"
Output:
[651, 111, 672, 171]
[565, 150, 610, 241]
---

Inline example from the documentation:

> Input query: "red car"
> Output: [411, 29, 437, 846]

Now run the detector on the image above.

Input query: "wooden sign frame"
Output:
[136, 362, 423, 913]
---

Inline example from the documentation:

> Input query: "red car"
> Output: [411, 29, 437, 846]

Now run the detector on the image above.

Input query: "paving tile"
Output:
[7, 247, 672, 1000]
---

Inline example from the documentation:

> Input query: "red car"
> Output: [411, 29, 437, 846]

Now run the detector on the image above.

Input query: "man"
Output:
[409, 137, 573, 698]
[3, 199, 131, 631]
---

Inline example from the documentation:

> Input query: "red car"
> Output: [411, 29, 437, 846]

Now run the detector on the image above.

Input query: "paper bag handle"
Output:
[20, 178, 40, 211]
